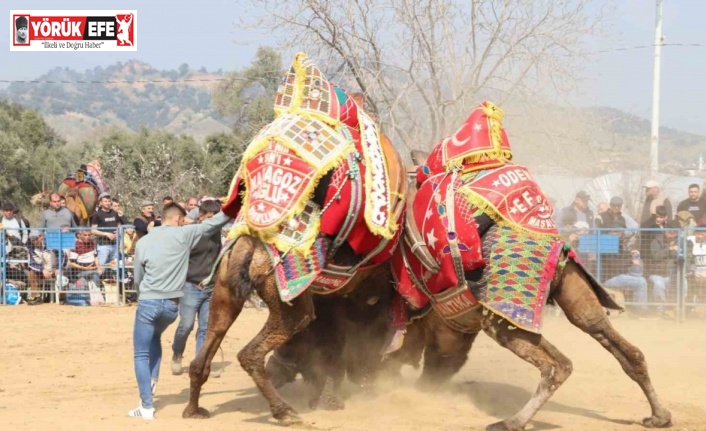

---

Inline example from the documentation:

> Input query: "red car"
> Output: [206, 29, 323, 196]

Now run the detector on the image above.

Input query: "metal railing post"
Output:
[119, 225, 126, 305]
[1, 229, 6, 304]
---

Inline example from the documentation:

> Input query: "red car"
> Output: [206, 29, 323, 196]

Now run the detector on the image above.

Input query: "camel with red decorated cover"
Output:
[381, 102, 672, 431]
[182, 53, 407, 423]
[30, 162, 107, 225]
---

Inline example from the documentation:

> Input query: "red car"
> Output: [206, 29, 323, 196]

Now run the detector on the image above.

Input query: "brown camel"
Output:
[265, 264, 397, 410]
[384, 225, 672, 431]
[182, 236, 398, 423]
[31, 184, 98, 226]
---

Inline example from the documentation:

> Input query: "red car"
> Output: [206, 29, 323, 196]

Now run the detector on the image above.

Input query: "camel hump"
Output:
[410, 150, 429, 166]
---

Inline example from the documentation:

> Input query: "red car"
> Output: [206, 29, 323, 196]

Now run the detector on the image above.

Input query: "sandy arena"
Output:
[1, 304, 705, 431]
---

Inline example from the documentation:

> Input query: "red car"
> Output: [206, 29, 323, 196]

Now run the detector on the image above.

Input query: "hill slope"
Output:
[0, 61, 229, 144]
[1, 61, 704, 176]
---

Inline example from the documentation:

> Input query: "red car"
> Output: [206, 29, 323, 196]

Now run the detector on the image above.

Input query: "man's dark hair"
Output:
[163, 202, 186, 219]
[199, 199, 221, 215]
[656, 205, 668, 217]
[162, 196, 173, 202]
[111, 197, 120, 204]
[689, 183, 700, 190]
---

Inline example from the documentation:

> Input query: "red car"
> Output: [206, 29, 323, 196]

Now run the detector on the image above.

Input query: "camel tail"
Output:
[227, 235, 258, 300]
[559, 258, 624, 312]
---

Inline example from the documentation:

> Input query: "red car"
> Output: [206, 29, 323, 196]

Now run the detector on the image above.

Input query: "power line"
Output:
[0, 77, 230, 84]
[589, 42, 706, 54]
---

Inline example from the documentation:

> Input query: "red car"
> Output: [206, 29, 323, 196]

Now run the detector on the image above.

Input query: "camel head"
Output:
[30, 191, 51, 208]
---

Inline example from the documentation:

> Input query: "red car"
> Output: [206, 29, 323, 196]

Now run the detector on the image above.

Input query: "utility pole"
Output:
[650, 0, 664, 174]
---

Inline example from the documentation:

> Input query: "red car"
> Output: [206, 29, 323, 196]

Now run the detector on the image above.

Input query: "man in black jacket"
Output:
[561, 190, 595, 228]
[170, 199, 223, 375]
[595, 196, 627, 229]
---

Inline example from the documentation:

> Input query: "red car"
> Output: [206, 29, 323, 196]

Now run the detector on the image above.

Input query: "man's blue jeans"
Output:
[133, 299, 179, 409]
[648, 275, 669, 303]
[172, 282, 212, 356]
[604, 274, 649, 312]
[97, 243, 117, 266]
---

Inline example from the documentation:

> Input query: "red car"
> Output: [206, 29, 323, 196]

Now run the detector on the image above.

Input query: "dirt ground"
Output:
[1, 304, 705, 431]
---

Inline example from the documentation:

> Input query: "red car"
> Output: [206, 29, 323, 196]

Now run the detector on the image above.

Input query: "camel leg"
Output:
[183, 260, 245, 418]
[237, 285, 315, 424]
[481, 313, 573, 431]
[418, 312, 480, 390]
[554, 263, 672, 428]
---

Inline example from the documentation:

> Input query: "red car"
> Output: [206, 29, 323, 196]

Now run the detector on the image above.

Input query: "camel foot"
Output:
[274, 407, 302, 426]
[182, 405, 210, 419]
[314, 394, 345, 411]
[642, 413, 672, 428]
[415, 378, 441, 393]
[485, 421, 522, 431]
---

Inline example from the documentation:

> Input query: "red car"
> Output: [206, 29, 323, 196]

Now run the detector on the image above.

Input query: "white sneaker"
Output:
[171, 354, 183, 375]
[128, 405, 155, 420]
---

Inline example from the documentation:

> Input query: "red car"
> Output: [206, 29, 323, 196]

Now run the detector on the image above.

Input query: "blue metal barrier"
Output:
[3, 225, 705, 320]
[1, 225, 134, 305]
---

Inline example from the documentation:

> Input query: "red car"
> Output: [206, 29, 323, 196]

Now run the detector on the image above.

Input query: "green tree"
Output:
[0, 101, 70, 210]
[203, 132, 247, 196]
[212, 46, 283, 135]
[98, 128, 213, 213]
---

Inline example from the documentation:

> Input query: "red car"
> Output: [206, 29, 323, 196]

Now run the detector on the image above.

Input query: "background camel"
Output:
[31, 185, 98, 226]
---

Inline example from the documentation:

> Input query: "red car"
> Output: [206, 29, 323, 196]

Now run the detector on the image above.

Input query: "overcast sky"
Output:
[3, 0, 705, 134]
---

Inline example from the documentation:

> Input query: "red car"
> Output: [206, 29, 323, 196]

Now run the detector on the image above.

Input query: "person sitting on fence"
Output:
[648, 221, 680, 317]
[68, 230, 102, 289]
[26, 230, 55, 305]
[602, 249, 649, 317]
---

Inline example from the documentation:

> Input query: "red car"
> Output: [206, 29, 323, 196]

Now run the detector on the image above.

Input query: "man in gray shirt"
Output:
[128, 202, 230, 420]
[40, 193, 77, 229]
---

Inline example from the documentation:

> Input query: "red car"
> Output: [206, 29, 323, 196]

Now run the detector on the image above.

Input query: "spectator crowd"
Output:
[1, 194, 231, 307]
[2, 180, 706, 318]
[555, 180, 706, 318]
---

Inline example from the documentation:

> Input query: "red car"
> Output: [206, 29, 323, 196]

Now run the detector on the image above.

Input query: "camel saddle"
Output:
[392, 163, 560, 332]
[221, 53, 406, 301]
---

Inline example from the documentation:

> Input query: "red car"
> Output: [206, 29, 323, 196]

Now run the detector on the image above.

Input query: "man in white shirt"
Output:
[1, 203, 28, 245]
